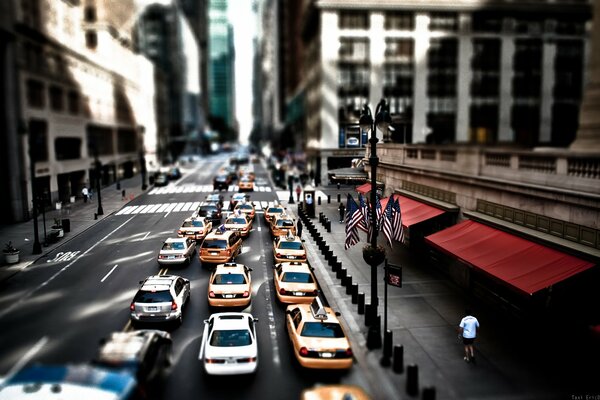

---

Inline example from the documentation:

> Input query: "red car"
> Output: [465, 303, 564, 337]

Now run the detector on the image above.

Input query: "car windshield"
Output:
[182, 220, 204, 228]
[276, 220, 294, 227]
[215, 176, 227, 182]
[201, 205, 218, 212]
[267, 208, 283, 214]
[227, 218, 247, 225]
[278, 241, 302, 250]
[213, 273, 247, 284]
[210, 330, 251, 347]
[202, 240, 227, 249]
[300, 322, 345, 338]
[133, 290, 173, 303]
[281, 272, 313, 283]
[162, 242, 185, 251]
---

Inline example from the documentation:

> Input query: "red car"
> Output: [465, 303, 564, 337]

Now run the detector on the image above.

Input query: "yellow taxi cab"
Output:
[273, 262, 318, 304]
[285, 297, 353, 369]
[233, 201, 256, 221]
[238, 165, 255, 181]
[272, 232, 306, 264]
[199, 227, 243, 265]
[177, 216, 212, 242]
[264, 202, 285, 223]
[300, 385, 371, 400]
[223, 212, 253, 238]
[270, 213, 296, 237]
[207, 262, 253, 308]
[238, 175, 254, 192]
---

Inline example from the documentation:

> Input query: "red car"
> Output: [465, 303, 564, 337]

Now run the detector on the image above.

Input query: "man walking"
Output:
[458, 309, 480, 363]
[296, 219, 303, 238]
[81, 186, 88, 203]
[338, 202, 346, 223]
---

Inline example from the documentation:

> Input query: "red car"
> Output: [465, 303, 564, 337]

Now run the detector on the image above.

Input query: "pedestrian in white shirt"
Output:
[458, 309, 480, 363]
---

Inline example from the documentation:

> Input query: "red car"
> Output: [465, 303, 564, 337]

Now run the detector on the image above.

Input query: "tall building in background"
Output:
[0, 0, 158, 223]
[208, 0, 236, 138]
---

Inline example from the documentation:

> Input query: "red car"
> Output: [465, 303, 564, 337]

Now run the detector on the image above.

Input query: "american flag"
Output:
[392, 195, 405, 243]
[344, 194, 361, 249]
[357, 193, 369, 232]
[367, 194, 382, 242]
[381, 197, 394, 247]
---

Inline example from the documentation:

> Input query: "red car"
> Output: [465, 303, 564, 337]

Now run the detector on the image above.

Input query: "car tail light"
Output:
[130, 303, 135, 311]
[242, 291, 249, 297]
[225, 249, 231, 256]
[238, 357, 256, 363]
[205, 358, 226, 364]
[209, 291, 216, 298]
[311, 290, 318, 296]
[171, 301, 177, 311]
[276, 253, 283, 258]
[345, 348, 353, 357]
[299, 347, 309, 357]
[279, 288, 287, 295]
[177, 230, 183, 235]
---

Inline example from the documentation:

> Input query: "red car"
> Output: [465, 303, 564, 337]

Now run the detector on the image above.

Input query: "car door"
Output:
[286, 307, 301, 342]
[199, 318, 213, 360]
[186, 238, 195, 256]
[173, 279, 184, 308]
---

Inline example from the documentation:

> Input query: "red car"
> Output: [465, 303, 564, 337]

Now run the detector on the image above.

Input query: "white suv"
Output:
[130, 275, 190, 327]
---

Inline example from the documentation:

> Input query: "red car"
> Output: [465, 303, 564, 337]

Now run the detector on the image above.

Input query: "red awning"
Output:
[425, 220, 595, 295]
[356, 183, 371, 194]
[394, 194, 445, 228]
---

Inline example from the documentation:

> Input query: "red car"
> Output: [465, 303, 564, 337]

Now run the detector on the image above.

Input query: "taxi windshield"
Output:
[267, 207, 283, 214]
[213, 273, 247, 284]
[210, 330, 252, 346]
[163, 242, 185, 250]
[300, 322, 345, 338]
[278, 241, 302, 250]
[281, 272, 313, 283]
[202, 240, 227, 249]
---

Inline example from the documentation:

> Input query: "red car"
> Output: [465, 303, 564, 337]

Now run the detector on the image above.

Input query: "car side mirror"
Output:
[139, 280, 144, 285]
[309, 267, 314, 271]
[253, 318, 259, 322]
[335, 312, 341, 317]
[285, 310, 292, 315]
[203, 319, 209, 324]
[248, 268, 253, 272]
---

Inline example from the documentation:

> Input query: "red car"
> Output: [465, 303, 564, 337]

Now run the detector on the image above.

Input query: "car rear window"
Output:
[239, 204, 252, 210]
[162, 242, 185, 250]
[213, 273, 247, 284]
[276, 220, 294, 227]
[210, 330, 251, 346]
[202, 240, 227, 249]
[300, 322, 345, 338]
[182, 220, 204, 228]
[267, 208, 283, 214]
[282, 272, 313, 283]
[201, 205, 218, 212]
[279, 241, 302, 250]
[227, 218, 246, 224]
[134, 290, 173, 303]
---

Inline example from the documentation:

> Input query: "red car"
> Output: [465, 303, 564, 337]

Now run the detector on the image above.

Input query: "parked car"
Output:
[199, 312, 259, 375]
[130, 275, 190, 327]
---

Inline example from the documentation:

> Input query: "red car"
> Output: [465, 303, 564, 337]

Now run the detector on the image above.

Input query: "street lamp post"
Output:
[22, 121, 42, 254]
[93, 147, 104, 216]
[359, 99, 392, 350]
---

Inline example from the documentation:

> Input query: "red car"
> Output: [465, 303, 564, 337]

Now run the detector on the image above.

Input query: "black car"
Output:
[205, 193, 225, 208]
[154, 173, 169, 187]
[167, 167, 182, 180]
[93, 330, 172, 393]
[213, 175, 231, 191]
[195, 203, 222, 223]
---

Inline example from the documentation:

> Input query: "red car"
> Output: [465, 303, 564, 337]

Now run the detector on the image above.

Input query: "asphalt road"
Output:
[0, 155, 370, 399]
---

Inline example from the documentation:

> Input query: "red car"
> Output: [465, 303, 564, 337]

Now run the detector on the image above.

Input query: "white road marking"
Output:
[142, 231, 151, 240]
[257, 227, 261, 232]
[0, 216, 135, 319]
[173, 202, 184, 212]
[100, 264, 119, 282]
[3, 337, 48, 383]
[182, 202, 194, 211]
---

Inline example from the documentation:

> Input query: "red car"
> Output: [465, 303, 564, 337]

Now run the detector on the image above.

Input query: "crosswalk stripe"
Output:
[165, 203, 177, 213]
[254, 203, 263, 211]
[182, 202, 194, 212]
[147, 204, 162, 213]
[138, 205, 152, 214]
[261, 201, 269, 209]
[173, 202, 184, 212]
[116, 206, 134, 215]
[222, 201, 230, 210]
[191, 201, 200, 210]
[157, 204, 170, 212]
[130, 206, 144, 214]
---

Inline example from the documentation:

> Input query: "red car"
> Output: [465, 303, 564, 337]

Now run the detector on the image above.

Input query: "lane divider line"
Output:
[100, 264, 119, 283]
[1, 336, 48, 386]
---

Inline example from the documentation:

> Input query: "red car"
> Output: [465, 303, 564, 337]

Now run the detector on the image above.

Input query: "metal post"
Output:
[25, 122, 42, 255]
[384, 259, 388, 332]
[95, 154, 104, 215]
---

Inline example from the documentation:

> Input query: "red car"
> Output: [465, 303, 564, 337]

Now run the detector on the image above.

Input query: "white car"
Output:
[198, 312, 259, 375]
[158, 237, 196, 265]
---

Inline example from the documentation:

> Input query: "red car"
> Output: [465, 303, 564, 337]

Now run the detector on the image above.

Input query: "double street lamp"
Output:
[359, 99, 392, 350]
[21, 120, 42, 254]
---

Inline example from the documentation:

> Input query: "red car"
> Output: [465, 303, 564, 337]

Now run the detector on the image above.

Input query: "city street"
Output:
[0, 155, 370, 399]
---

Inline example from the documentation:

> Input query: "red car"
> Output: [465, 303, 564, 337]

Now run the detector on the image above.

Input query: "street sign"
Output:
[385, 263, 402, 288]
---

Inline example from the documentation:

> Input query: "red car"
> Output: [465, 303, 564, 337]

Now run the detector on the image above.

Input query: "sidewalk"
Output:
[285, 184, 572, 400]
[0, 175, 147, 284]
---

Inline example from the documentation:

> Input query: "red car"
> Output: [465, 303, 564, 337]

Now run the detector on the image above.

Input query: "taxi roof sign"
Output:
[310, 297, 328, 320]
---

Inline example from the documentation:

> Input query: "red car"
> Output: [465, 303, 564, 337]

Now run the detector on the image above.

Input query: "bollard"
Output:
[337, 182, 340, 190]
[94, 213, 98, 220]
[332, 261, 341, 272]
[381, 330, 393, 367]
[393, 345, 404, 373]
[364, 304, 372, 326]
[327, 194, 331, 204]
[351, 284, 359, 303]
[357, 293, 365, 314]
[422, 387, 436, 400]
[337, 193, 341, 203]
[321, 245, 329, 255]
[319, 212, 323, 223]
[345, 276, 353, 294]
[336, 267, 346, 280]
[406, 364, 419, 396]
[318, 196, 321, 205]
[328, 256, 338, 267]
[326, 220, 331, 233]
[325, 250, 333, 262]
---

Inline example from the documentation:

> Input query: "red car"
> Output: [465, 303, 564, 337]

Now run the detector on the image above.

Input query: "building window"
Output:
[554, 40, 584, 100]
[21, 0, 42, 29]
[86, 125, 114, 156]
[427, 38, 457, 97]
[86, 30, 98, 49]
[472, 12, 502, 33]
[117, 129, 138, 153]
[471, 39, 500, 98]
[338, 63, 370, 88]
[339, 38, 369, 62]
[470, 105, 498, 144]
[55, 137, 82, 160]
[429, 12, 458, 32]
[384, 39, 414, 62]
[49, 86, 64, 112]
[339, 10, 369, 30]
[29, 119, 48, 162]
[513, 39, 542, 98]
[68, 90, 80, 114]
[385, 11, 414, 30]
[383, 64, 413, 96]
[84, 6, 96, 22]
[26, 79, 45, 108]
